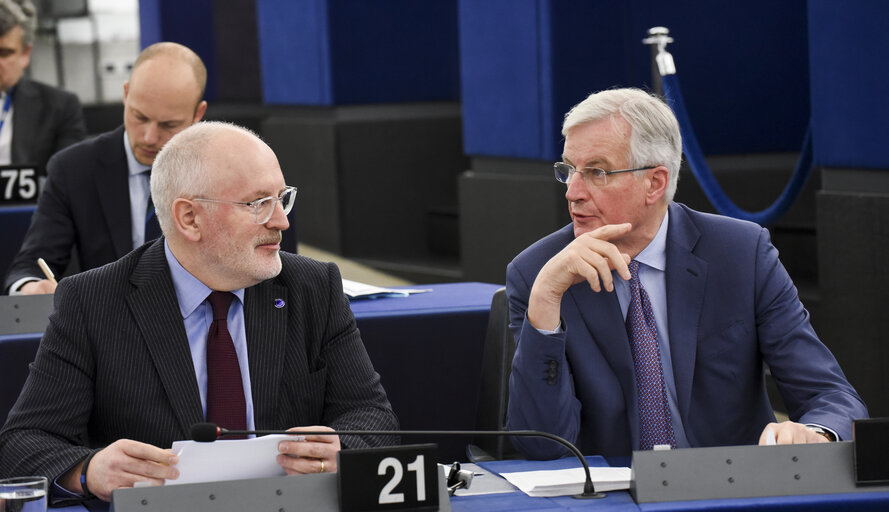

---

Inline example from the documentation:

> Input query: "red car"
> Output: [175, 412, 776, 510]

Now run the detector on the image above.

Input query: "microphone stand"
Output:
[200, 425, 605, 499]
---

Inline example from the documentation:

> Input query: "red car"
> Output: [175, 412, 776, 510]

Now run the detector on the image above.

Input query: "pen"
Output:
[37, 258, 57, 285]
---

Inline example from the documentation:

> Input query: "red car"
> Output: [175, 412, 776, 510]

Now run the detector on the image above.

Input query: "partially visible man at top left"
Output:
[0, 0, 86, 168]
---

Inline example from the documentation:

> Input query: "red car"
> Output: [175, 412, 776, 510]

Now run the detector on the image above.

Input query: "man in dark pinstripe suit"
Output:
[0, 121, 399, 505]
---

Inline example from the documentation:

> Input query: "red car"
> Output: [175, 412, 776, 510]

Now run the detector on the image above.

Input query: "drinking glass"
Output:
[0, 476, 47, 512]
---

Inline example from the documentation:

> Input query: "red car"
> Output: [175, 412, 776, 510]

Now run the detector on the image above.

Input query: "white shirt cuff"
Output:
[9, 277, 41, 295]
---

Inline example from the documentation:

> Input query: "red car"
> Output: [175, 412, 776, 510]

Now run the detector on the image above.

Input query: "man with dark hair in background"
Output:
[0, 0, 86, 168]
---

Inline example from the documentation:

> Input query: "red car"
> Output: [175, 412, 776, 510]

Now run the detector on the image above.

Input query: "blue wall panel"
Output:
[459, 0, 545, 158]
[139, 0, 218, 101]
[258, 0, 459, 105]
[257, 0, 333, 105]
[808, 0, 889, 169]
[328, 0, 459, 104]
[459, 0, 810, 160]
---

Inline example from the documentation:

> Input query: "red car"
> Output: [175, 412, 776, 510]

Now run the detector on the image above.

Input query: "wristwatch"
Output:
[808, 426, 836, 442]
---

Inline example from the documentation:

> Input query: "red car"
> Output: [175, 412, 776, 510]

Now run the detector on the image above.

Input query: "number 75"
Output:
[1, 168, 37, 200]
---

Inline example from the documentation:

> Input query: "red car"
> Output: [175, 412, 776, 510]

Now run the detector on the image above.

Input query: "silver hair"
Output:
[562, 88, 682, 203]
[150, 121, 260, 235]
[0, 0, 36, 47]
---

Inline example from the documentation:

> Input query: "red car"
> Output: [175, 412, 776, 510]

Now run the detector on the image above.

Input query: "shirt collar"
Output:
[164, 239, 245, 318]
[635, 209, 669, 272]
[123, 129, 151, 177]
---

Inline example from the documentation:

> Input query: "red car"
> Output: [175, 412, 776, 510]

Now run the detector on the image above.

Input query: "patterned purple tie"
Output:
[626, 260, 676, 450]
[206, 291, 247, 438]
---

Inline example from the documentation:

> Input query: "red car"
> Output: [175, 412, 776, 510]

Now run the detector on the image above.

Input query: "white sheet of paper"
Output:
[341, 279, 432, 299]
[169, 434, 302, 485]
[500, 466, 631, 497]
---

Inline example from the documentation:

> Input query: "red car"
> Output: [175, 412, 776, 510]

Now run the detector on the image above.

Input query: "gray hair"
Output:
[562, 88, 682, 203]
[0, 0, 36, 47]
[150, 121, 260, 235]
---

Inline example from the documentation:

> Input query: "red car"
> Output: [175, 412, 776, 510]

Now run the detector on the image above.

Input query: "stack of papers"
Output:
[499, 466, 631, 497]
[342, 279, 431, 300]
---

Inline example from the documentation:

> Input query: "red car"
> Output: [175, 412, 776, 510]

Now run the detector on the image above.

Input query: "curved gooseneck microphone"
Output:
[190, 422, 605, 499]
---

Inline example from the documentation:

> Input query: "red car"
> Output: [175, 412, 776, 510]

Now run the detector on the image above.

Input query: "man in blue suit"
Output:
[506, 88, 866, 459]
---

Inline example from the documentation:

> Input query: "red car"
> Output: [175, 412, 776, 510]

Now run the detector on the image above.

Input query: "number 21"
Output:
[378, 455, 426, 504]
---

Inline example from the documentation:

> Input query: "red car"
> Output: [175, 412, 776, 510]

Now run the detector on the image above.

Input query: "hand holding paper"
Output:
[276, 426, 341, 475]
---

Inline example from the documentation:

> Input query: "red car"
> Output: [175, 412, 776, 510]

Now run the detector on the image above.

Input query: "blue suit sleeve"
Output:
[753, 228, 868, 440]
[505, 261, 582, 459]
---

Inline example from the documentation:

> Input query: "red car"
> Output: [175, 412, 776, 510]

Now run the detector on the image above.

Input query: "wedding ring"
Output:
[319, 460, 325, 473]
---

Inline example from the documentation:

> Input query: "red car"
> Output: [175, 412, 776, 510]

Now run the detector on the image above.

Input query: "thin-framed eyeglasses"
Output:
[193, 186, 297, 224]
[554, 162, 655, 187]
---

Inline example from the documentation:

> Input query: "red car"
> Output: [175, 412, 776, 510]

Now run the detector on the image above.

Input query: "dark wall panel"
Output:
[817, 190, 889, 417]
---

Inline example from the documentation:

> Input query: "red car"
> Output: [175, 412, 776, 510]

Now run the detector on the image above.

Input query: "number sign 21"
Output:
[338, 443, 440, 511]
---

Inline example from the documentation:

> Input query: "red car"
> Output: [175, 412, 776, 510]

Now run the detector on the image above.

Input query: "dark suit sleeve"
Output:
[0, 278, 96, 505]
[4, 153, 78, 291]
[752, 228, 868, 440]
[316, 262, 400, 449]
[505, 260, 581, 459]
[49, 92, 87, 156]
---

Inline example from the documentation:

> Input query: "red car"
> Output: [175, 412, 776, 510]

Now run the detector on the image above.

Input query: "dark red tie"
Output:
[144, 169, 162, 242]
[206, 291, 247, 437]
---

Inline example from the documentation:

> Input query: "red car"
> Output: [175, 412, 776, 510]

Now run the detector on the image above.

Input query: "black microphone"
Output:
[190, 422, 605, 499]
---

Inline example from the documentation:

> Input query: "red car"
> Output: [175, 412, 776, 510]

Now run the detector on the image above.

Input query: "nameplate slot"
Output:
[631, 441, 889, 503]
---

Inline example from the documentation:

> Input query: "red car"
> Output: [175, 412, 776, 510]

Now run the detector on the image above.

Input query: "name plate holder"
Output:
[0, 164, 42, 205]
[631, 441, 889, 503]
[111, 444, 451, 512]
[0, 294, 55, 335]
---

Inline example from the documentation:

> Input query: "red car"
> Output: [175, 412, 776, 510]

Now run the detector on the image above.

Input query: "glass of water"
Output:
[0, 476, 47, 512]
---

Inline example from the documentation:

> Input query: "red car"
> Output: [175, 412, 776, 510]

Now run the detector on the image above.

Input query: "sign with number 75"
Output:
[0, 166, 42, 204]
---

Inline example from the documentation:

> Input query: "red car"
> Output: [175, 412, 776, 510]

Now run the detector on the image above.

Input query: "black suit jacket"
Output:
[4, 126, 132, 291]
[10, 78, 87, 168]
[0, 240, 398, 498]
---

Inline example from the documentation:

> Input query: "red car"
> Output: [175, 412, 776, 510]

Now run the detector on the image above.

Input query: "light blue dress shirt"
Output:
[123, 130, 152, 249]
[164, 240, 256, 430]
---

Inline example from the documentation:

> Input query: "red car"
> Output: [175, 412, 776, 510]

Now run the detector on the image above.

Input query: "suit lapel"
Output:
[96, 126, 134, 258]
[664, 204, 707, 425]
[244, 279, 288, 430]
[127, 240, 204, 436]
[10, 79, 40, 163]
[566, 282, 640, 446]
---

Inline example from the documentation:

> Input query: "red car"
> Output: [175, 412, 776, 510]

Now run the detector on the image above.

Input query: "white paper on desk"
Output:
[500, 466, 631, 497]
[342, 279, 432, 300]
[169, 434, 301, 485]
